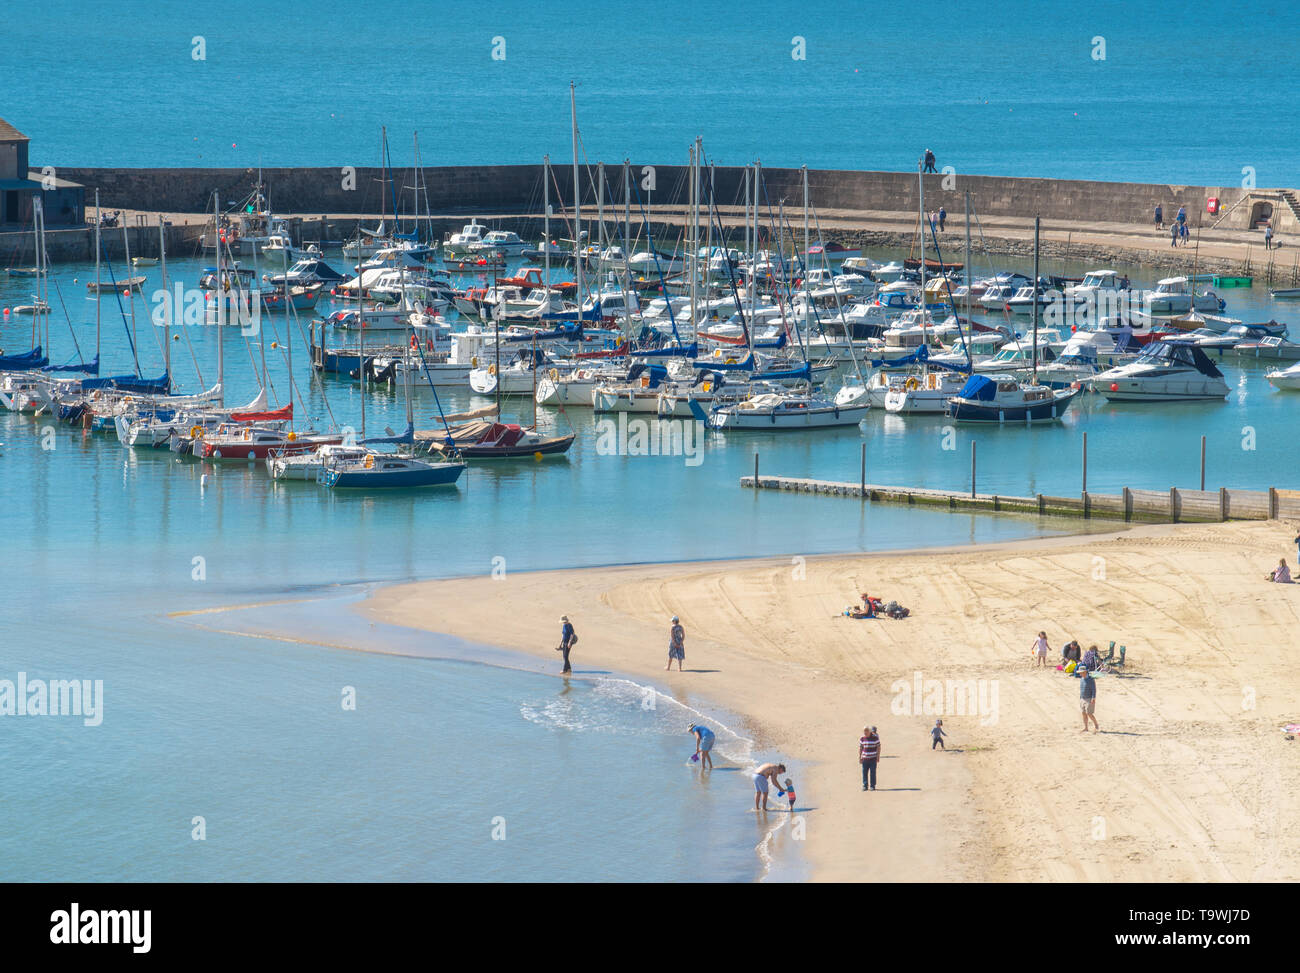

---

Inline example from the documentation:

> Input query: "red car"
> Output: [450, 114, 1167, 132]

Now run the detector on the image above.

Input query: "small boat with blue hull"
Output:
[946, 374, 1078, 423]
[321, 451, 466, 488]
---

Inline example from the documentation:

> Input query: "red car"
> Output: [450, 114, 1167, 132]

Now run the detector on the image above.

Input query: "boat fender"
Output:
[471, 356, 478, 368]
[364, 453, 374, 469]
[488, 363, 497, 376]
[287, 432, 297, 442]
[410, 335, 417, 349]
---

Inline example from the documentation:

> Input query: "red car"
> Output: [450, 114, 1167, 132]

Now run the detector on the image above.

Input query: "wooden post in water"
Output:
[754, 452, 759, 486]
[1200, 435, 1206, 491]
[860, 442, 866, 498]
[970, 441, 976, 498]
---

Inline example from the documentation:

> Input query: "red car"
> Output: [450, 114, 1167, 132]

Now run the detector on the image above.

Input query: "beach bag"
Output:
[569, 633, 578, 646]
[1064, 660, 1077, 673]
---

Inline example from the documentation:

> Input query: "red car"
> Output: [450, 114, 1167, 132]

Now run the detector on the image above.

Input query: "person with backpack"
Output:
[557, 615, 577, 675]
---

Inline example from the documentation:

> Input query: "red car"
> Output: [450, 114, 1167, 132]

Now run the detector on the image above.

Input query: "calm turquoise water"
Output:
[5, 1, 1299, 185]
[2, 6, 1297, 881]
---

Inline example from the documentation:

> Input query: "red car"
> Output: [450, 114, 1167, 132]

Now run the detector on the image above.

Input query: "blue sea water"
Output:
[5, 0, 1300, 185]
[2, 3, 1298, 882]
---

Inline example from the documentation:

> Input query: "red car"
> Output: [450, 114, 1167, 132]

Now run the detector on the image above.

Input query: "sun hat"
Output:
[671, 615, 679, 622]
[560, 615, 569, 622]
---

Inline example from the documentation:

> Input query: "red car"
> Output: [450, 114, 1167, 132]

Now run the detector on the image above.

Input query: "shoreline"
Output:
[171, 584, 804, 882]
[364, 518, 1300, 882]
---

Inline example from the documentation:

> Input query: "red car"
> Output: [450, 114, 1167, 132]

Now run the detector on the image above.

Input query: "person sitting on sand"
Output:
[1081, 644, 1101, 671]
[1268, 559, 1293, 583]
[753, 762, 787, 811]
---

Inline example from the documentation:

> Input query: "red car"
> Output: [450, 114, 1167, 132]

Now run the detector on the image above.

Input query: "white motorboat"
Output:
[268, 442, 369, 481]
[1085, 339, 1229, 401]
[1143, 276, 1224, 315]
[443, 219, 487, 256]
[1266, 361, 1300, 389]
[469, 230, 528, 256]
[881, 368, 971, 413]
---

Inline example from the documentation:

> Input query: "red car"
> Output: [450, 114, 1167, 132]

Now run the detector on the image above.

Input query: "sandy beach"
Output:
[366, 519, 1300, 882]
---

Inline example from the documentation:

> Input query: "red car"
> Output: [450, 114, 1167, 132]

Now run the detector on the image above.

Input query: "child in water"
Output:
[781, 778, 796, 811]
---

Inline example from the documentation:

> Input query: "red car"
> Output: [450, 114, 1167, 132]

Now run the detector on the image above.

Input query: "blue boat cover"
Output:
[753, 332, 788, 350]
[43, 354, 100, 375]
[81, 372, 171, 394]
[868, 344, 929, 369]
[632, 342, 698, 359]
[0, 346, 48, 370]
[757, 362, 812, 382]
[956, 375, 997, 401]
[363, 421, 415, 445]
[503, 323, 583, 342]
[692, 353, 755, 372]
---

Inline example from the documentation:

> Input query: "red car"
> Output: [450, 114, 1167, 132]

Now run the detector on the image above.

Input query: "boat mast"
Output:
[94, 189, 101, 366]
[751, 162, 759, 314]
[158, 216, 170, 379]
[570, 82, 583, 315]
[917, 160, 927, 348]
[379, 125, 387, 236]
[543, 155, 550, 290]
[282, 240, 293, 432]
[121, 225, 141, 376]
[802, 164, 813, 386]
[1032, 215, 1040, 385]
[964, 189, 973, 367]
[214, 191, 224, 407]
[689, 141, 697, 341]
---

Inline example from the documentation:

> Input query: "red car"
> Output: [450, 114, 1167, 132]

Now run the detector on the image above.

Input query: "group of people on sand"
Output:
[1031, 631, 1103, 731]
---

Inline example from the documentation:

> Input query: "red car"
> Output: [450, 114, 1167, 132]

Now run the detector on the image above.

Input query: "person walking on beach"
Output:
[1154, 203, 1163, 229]
[931, 719, 948, 750]
[1180, 222, 1189, 245]
[1265, 225, 1275, 250]
[689, 723, 715, 770]
[1031, 630, 1050, 668]
[1177, 205, 1187, 227]
[1170, 222, 1179, 248]
[753, 762, 787, 811]
[1079, 668, 1099, 733]
[667, 615, 685, 671]
[859, 726, 880, 791]
[938, 206, 947, 231]
[557, 615, 576, 675]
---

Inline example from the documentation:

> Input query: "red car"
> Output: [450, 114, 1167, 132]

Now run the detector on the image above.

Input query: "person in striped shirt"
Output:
[859, 726, 881, 791]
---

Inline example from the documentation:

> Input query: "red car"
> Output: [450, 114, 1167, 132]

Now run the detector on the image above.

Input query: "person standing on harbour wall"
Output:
[859, 725, 880, 791]
[938, 206, 947, 231]
[1154, 203, 1163, 229]
[1170, 222, 1179, 248]
[923, 148, 937, 173]
[1265, 224, 1275, 250]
